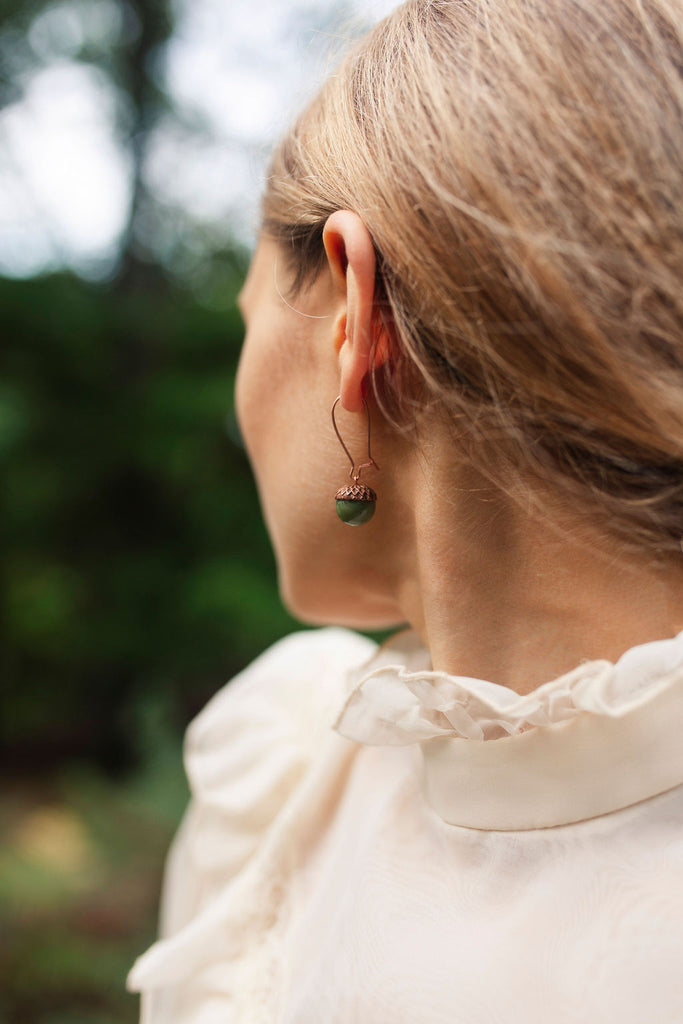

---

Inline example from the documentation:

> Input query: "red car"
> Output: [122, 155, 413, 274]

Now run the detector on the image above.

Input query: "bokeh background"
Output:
[0, 1, 395, 1020]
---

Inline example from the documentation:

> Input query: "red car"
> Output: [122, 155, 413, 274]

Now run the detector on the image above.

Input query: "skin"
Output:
[236, 211, 683, 694]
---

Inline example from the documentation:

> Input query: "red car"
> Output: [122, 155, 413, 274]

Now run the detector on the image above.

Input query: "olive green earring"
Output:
[331, 395, 379, 526]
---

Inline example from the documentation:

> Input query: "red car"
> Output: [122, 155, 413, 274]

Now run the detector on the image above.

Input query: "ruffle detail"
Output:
[334, 630, 683, 746]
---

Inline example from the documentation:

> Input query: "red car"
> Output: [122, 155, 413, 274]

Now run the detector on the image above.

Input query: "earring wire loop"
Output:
[331, 396, 379, 483]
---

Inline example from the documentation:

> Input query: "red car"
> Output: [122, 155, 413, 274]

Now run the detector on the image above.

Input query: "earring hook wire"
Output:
[273, 258, 330, 319]
[331, 396, 379, 482]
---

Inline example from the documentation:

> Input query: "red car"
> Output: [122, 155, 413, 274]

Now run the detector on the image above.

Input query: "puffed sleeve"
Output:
[127, 628, 376, 1019]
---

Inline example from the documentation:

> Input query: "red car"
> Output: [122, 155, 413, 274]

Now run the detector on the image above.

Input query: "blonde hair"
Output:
[262, 0, 683, 552]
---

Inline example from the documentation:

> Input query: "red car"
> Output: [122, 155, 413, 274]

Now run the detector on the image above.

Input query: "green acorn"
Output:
[335, 482, 377, 526]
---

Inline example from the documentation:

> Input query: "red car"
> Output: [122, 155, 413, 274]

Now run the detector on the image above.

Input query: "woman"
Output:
[129, 0, 683, 1020]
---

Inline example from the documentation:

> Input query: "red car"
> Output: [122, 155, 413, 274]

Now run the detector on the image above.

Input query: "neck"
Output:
[394, 453, 683, 694]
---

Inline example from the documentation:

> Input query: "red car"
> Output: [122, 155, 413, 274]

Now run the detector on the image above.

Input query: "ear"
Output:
[323, 211, 387, 413]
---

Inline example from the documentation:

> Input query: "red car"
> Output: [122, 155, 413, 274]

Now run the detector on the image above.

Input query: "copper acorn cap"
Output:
[334, 482, 377, 502]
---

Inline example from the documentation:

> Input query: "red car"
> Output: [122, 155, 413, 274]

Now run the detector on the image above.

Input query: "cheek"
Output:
[236, 317, 325, 468]
[235, 330, 277, 465]
[234, 339, 255, 456]
[235, 327, 308, 535]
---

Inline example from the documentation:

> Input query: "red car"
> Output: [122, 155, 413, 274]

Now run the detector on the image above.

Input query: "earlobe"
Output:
[323, 210, 388, 413]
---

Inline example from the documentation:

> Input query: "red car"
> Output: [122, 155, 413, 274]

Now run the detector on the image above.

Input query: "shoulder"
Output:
[153, 629, 378, 934]
[219, 626, 378, 701]
[184, 628, 378, 803]
[188, 628, 377, 749]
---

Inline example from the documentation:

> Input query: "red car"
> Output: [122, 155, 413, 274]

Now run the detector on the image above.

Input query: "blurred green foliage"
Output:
[0, 1, 313, 1019]
[0, 262, 297, 776]
[0, 258, 301, 1023]
[0, 739, 188, 1024]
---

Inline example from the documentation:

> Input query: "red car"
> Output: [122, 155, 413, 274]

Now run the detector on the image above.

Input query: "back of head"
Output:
[263, 0, 683, 554]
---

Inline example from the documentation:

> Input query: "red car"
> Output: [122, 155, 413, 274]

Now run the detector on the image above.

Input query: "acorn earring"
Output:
[331, 395, 379, 525]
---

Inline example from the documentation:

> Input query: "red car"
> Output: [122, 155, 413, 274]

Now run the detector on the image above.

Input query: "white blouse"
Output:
[128, 628, 683, 1023]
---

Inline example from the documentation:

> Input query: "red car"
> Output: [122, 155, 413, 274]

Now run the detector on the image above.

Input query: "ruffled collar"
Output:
[335, 631, 683, 830]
